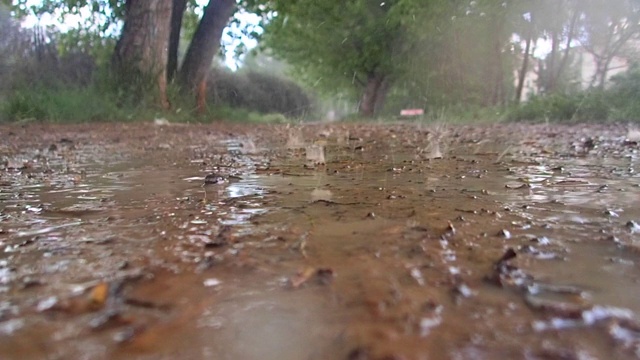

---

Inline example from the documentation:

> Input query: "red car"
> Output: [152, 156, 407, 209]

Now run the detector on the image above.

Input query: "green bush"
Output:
[508, 65, 640, 123]
[509, 94, 575, 122]
[210, 68, 315, 119]
[508, 92, 610, 123]
[576, 90, 610, 121]
[608, 65, 640, 121]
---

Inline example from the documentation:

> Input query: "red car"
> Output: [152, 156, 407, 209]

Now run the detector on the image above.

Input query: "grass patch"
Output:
[206, 106, 291, 124]
[1, 86, 125, 123]
[0, 84, 300, 124]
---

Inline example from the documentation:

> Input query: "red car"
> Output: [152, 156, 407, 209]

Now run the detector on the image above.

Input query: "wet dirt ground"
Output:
[1, 121, 640, 359]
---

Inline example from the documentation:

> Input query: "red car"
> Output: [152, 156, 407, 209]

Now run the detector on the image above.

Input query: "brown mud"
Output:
[1, 122, 640, 359]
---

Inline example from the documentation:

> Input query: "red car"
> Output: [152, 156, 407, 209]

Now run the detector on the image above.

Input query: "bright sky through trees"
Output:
[19, 0, 260, 70]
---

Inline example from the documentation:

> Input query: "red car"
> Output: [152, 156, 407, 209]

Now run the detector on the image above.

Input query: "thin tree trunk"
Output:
[178, 0, 237, 113]
[553, 4, 580, 90]
[491, 18, 505, 106]
[588, 60, 599, 88]
[598, 57, 614, 88]
[546, 30, 560, 93]
[113, 0, 173, 109]
[515, 30, 533, 103]
[599, 28, 638, 88]
[584, 9, 638, 89]
[493, 60, 504, 105]
[168, 0, 187, 82]
[484, 6, 508, 107]
[544, 0, 564, 94]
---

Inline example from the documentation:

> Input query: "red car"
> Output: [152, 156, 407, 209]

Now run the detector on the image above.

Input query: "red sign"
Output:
[400, 109, 424, 116]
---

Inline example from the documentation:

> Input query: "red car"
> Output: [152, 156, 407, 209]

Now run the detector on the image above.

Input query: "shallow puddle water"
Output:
[1, 123, 640, 359]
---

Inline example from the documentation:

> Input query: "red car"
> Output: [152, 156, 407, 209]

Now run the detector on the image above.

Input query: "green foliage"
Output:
[0, 0, 312, 123]
[1, 85, 122, 122]
[0, 44, 311, 123]
[1, 49, 174, 123]
[55, 27, 117, 66]
[507, 91, 611, 122]
[0, 24, 312, 124]
[608, 65, 640, 120]
[0, 5, 25, 94]
[5, 0, 639, 124]
[8, 0, 125, 36]
[516, 94, 580, 122]
[0, 79, 299, 124]
[400, 0, 516, 109]
[262, 0, 409, 98]
[0, 70, 310, 123]
[202, 105, 290, 124]
[508, 65, 640, 123]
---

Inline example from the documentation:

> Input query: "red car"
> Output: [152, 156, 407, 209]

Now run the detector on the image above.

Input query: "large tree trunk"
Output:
[113, 0, 173, 109]
[168, 0, 187, 82]
[358, 73, 388, 117]
[178, 0, 236, 113]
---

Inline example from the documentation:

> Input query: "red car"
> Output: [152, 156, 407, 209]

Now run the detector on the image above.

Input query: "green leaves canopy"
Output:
[262, 0, 412, 96]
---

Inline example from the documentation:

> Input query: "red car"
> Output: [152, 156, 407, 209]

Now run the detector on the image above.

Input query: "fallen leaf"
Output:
[289, 267, 334, 288]
[290, 267, 316, 288]
[88, 282, 109, 310]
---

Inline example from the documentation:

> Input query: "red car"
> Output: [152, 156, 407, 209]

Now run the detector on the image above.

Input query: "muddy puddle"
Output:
[1, 122, 640, 359]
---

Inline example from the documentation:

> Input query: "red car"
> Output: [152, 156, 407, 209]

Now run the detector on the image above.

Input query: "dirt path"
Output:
[1, 122, 640, 359]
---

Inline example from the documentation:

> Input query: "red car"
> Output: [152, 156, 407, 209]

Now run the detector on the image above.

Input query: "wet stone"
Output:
[204, 173, 228, 185]
[625, 220, 640, 232]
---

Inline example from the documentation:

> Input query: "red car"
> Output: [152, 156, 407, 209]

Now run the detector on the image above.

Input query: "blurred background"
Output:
[0, 0, 639, 123]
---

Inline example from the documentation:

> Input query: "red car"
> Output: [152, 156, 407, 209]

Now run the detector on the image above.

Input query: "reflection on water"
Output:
[225, 176, 268, 199]
[501, 158, 640, 209]
[479, 154, 640, 343]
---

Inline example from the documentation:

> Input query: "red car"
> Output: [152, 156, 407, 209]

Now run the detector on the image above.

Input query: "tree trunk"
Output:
[544, 1, 579, 94]
[482, 6, 508, 106]
[490, 18, 505, 106]
[373, 77, 391, 116]
[358, 73, 388, 117]
[592, 47, 615, 89]
[515, 30, 533, 103]
[553, 4, 580, 90]
[545, 30, 560, 93]
[168, 0, 187, 82]
[588, 56, 602, 88]
[492, 59, 504, 106]
[597, 56, 614, 89]
[178, 0, 237, 113]
[113, 0, 173, 109]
